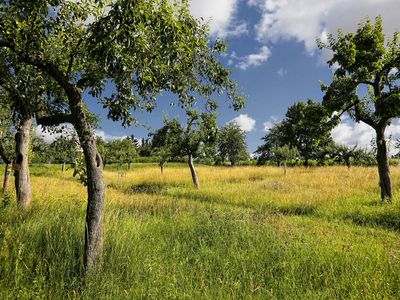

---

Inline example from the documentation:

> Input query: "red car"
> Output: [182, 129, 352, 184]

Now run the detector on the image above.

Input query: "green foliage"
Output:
[73, 155, 88, 186]
[30, 133, 52, 164]
[272, 145, 299, 164]
[256, 100, 334, 165]
[152, 111, 218, 164]
[319, 16, 400, 127]
[50, 135, 80, 164]
[217, 122, 248, 165]
[106, 138, 138, 166]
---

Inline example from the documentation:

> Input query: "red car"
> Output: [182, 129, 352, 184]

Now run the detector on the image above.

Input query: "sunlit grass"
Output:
[1, 164, 400, 299]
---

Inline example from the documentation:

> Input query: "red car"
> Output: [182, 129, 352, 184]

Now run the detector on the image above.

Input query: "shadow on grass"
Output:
[272, 204, 317, 216]
[124, 181, 188, 195]
[343, 208, 400, 231]
[168, 190, 318, 217]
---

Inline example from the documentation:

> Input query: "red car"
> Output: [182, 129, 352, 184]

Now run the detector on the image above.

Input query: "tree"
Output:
[107, 138, 137, 169]
[51, 135, 80, 171]
[255, 123, 286, 165]
[218, 122, 248, 166]
[154, 112, 218, 188]
[31, 133, 52, 164]
[151, 119, 182, 174]
[0, 0, 244, 271]
[319, 16, 400, 201]
[281, 99, 335, 166]
[272, 145, 299, 175]
[329, 144, 368, 169]
[255, 100, 335, 166]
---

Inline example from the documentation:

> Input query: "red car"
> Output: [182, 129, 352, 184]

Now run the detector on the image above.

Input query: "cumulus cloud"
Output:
[236, 46, 271, 70]
[332, 119, 400, 154]
[95, 130, 127, 141]
[249, 0, 400, 55]
[35, 124, 76, 143]
[230, 114, 256, 132]
[190, 0, 244, 37]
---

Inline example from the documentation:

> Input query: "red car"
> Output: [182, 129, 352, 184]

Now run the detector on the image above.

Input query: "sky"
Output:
[38, 0, 400, 153]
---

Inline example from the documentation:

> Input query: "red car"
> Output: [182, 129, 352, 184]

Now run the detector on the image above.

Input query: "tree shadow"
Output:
[343, 209, 400, 231]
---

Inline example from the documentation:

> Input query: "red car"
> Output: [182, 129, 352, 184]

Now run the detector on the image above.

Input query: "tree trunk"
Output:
[128, 162, 131, 170]
[376, 127, 392, 201]
[62, 161, 66, 172]
[70, 95, 105, 273]
[304, 158, 309, 167]
[283, 160, 287, 176]
[14, 117, 32, 208]
[188, 154, 200, 189]
[160, 162, 164, 174]
[345, 158, 351, 170]
[3, 163, 12, 191]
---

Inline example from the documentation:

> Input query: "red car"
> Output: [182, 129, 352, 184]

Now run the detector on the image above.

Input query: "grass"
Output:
[1, 164, 400, 299]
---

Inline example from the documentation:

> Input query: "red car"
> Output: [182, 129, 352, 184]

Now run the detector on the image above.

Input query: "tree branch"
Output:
[36, 111, 73, 126]
[354, 102, 376, 128]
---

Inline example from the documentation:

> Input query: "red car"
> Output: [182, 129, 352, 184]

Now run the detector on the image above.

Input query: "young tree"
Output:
[218, 122, 248, 166]
[0, 0, 244, 271]
[319, 16, 400, 201]
[272, 145, 299, 176]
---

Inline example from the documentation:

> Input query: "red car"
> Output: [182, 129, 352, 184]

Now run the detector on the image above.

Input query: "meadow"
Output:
[1, 164, 400, 299]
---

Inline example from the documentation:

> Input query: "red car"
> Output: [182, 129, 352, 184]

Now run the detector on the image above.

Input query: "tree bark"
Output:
[345, 158, 351, 170]
[14, 117, 32, 208]
[3, 163, 12, 191]
[283, 160, 287, 176]
[62, 161, 66, 172]
[376, 127, 392, 201]
[160, 162, 164, 174]
[70, 96, 105, 273]
[188, 154, 200, 189]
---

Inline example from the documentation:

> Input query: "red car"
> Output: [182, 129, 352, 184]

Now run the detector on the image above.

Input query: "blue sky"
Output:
[79, 0, 400, 153]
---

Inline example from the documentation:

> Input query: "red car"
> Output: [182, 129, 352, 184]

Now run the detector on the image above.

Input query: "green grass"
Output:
[1, 164, 400, 299]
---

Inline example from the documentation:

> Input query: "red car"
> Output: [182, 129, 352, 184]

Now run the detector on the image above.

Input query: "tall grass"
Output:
[1, 164, 400, 299]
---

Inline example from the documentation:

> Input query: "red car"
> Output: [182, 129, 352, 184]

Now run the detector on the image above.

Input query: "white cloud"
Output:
[35, 124, 76, 143]
[332, 119, 400, 154]
[95, 130, 127, 141]
[230, 114, 256, 132]
[35, 125, 127, 143]
[250, 0, 400, 56]
[236, 46, 271, 70]
[263, 121, 274, 132]
[190, 0, 243, 37]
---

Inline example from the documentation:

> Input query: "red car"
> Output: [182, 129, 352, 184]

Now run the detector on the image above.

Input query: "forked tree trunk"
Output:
[188, 154, 200, 189]
[70, 95, 105, 273]
[14, 117, 32, 207]
[3, 163, 12, 191]
[376, 127, 392, 201]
